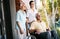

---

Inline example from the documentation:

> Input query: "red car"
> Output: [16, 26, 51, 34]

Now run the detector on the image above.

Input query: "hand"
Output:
[35, 32, 40, 34]
[20, 29, 24, 34]
[46, 29, 50, 31]
[35, 30, 40, 34]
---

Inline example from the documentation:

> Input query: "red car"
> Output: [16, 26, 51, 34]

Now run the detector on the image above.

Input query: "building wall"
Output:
[10, 0, 16, 39]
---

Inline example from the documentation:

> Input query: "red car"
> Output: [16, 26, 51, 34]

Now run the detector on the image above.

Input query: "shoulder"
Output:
[35, 9, 38, 11]
[27, 9, 31, 12]
[35, 9, 37, 11]
[34, 9, 38, 14]
[32, 21, 37, 24]
[27, 9, 31, 14]
[41, 21, 46, 24]
[16, 10, 22, 14]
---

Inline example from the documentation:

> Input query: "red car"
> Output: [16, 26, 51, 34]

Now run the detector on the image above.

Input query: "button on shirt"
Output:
[16, 10, 26, 33]
[27, 9, 37, 22]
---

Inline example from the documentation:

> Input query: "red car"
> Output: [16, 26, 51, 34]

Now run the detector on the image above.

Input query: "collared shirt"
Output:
[30, 21, 46, 33]
[27, 9, 37, 22]
[16, 10, 26, 33]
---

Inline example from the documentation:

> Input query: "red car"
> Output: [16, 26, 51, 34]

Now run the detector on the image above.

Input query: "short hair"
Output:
[20, 2, 26, 9]
[36, 13, 40, 18]
[29, 1, 34, 5]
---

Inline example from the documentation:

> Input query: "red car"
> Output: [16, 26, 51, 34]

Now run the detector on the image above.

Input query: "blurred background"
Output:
[0, 0, 60, 39]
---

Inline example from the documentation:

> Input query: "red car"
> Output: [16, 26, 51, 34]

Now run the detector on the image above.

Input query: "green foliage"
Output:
[54, 2, 57, 9]
[40, 0, 60, 38]
[56, 28, 60, 38]
[48, 1, 52, 12]
[57, 0, 60, 7]
[47, 0, 57, 11]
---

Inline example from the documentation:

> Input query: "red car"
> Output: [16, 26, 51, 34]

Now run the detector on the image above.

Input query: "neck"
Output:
[37, 20, 41, 23]
[31, 7, 34, 9]
[31, 8, 34, 12]
[21, 9, 25, 12]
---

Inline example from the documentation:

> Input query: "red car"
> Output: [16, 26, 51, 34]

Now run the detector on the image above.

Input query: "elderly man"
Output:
[30, 13, 59, 39]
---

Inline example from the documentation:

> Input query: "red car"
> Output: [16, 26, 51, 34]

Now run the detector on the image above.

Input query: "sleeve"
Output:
[36, 10, 38, 13]
[30, 22, 35, 30]
[44, 22, 48, 29]
[42, 22, 47, 31]
[43, 22, 46, 27]
[16, 12, 21, 22]
[35, 9, 38, 14]
[35, 9, 38, 16]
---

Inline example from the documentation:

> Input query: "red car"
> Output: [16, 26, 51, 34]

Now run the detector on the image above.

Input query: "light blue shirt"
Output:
[16, 10, 26, 32]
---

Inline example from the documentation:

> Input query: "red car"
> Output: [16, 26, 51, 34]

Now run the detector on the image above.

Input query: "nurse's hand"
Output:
[20, 29, 24, 34]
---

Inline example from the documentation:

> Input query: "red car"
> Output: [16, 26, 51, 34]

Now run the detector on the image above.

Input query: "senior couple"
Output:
[16, 0, 59, 39]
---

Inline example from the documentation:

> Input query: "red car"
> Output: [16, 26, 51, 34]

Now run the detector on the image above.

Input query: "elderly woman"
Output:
[16, 2, 27, 39]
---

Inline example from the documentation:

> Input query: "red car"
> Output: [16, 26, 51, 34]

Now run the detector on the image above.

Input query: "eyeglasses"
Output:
[37, 15, 40, 17]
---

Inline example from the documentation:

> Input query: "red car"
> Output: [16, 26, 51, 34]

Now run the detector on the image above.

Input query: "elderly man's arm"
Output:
[29, 29, 36, 33]
[46, 26, 51, 31]
[43, 21, 51, 31]
[29, 22, 36, 33]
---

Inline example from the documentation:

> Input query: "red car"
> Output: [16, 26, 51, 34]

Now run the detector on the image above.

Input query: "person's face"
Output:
[30, 2, 35, 8]
[22, 4, 27, 11]
[36, 14, 41, 20]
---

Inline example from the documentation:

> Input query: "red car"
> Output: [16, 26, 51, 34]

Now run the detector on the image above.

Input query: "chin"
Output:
[37, 18, 40, 20]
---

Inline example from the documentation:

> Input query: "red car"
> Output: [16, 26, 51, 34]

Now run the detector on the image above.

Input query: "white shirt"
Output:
[27, 8, 37, 22]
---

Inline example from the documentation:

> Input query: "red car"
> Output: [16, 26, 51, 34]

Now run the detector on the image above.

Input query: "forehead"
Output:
[31, 2, 34, 4]
[37, 15, 40, 17]
[36, 13, 41, 17]
[36, 13, 40, 15]
[21, 3, 26, 7]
